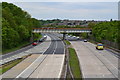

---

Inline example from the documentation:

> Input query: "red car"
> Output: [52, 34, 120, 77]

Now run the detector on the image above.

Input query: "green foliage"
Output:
[80, 33, 88, 39]
[69, 48, 82, 79]
[16, 25, 30, 41]
[92, 21, 119, 43]
[33, 33, 42, 41]
[88, 22, 95, 28]
[0, 58, 24, 74]
[64, 40, 71, 45]
[2, 2, 41, 51]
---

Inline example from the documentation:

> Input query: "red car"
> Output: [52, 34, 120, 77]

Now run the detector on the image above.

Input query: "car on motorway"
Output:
[67, 35, 71, 38]
[84, 39, 87, 42]
[77, 37, 80, 40]
[43, 35, 47, 38]
[96, 43, 104, 50]
[32, 42, 38, 46]
[39, 35, 47, 42]
[73, 36, 76, 38]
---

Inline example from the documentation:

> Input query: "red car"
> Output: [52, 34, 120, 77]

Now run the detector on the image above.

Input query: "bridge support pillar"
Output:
[63, 33, 66, 40]
[30, 33, 34, 43]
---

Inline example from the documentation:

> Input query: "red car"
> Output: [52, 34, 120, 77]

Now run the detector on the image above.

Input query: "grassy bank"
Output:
[0, 55, 30, 74]
[2, 34, 42, 54]
[64, 40, 71, 45]
[68, 48, 82, 79]
[2, 41, 30, 54]
[33, 33, 42, 41]
[0, 58, 24, 74]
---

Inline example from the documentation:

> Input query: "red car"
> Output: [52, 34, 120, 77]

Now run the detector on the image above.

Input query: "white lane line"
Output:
[57, 36, 65, 79]
[77, 55, 85, 78]
[2, 36, 49, 65]
[83, 42, 119, 78]
[52, 33, 65, 78]
[53, 37, 57, 55]
[58, 54, 65, 79]
[87, 42, 119, 72]
[36, 35, 57, 78]
[98, 53, 119, 73]
[16, 35, 51, 78]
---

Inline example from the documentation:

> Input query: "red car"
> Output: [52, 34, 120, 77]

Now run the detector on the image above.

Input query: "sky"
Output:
[12, 2, 118, 21]
[2, 0, 120, 2]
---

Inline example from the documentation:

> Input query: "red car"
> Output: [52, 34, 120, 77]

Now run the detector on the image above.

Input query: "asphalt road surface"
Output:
[71, 41, 119, 79]
[0, 34, 49, 65]
[2, 33, 65, 79]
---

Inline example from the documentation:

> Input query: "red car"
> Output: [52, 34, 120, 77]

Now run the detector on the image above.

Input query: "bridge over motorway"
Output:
[32, 28, 92, 33]
[32, 28, 92, 40]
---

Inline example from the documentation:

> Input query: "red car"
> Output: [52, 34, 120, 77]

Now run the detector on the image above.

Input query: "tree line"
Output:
[2, 2, 120, 51]
[2, 2, 41, 51]
[92, 21, 119, 43]
[92, 21, 120, 49]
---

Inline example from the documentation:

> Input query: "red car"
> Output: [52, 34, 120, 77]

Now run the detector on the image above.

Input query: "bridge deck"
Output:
[32, 28, 92, 33]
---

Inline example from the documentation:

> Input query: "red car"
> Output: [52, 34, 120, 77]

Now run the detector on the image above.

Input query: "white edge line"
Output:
[53, 36, 57, 55]
[16, 35, 51, 78]
[36, 35, 53, 78]
[70, 41, 86, 78]
[87, 42, 119, 72]
[58, 35, 65, 79]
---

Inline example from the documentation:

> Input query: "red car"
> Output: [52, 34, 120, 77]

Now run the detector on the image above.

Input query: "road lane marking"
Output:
[82, 42, 119, 78]
[36, 35, 56, 78]
[53, 37, 57, 55]
[98, 53, 119, 73]
[87, 42, 119, 72]
[16, 35, 51, 78]
[55, 34, 65, 78]
[53, 33, 66, 78]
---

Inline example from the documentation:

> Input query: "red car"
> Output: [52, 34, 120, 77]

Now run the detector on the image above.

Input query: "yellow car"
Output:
[96, 43, 104, 50]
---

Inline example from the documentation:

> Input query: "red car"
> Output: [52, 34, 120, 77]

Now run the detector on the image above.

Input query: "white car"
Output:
[77, 37, 80, 39]
[84, 39, 87, 42]
[43, 35, 47, 38]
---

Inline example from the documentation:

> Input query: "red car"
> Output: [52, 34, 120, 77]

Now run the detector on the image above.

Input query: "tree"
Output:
[2, 2, 42, 51]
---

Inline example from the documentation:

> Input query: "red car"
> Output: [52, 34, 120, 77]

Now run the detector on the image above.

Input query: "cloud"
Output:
[13, 2, 118, 20]
[2, 0, 120, 2]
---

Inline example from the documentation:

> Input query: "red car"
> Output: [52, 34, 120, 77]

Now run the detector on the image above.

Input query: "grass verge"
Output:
[0, 55, 29, 74]
[3, 34, 43, 54]
[64, 40, 71, 45]
[0, 58, 23, 74]
[68, 48, 82, 79]
[2, 41, 30, 54]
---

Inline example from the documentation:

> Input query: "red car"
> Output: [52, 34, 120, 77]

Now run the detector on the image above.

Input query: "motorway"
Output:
[2, 32, 119, 79]
[0, 34, 46, 65]
[0, 34, 51, 65]
[70, 40, 119, 79]
[2, 33, 65, 79]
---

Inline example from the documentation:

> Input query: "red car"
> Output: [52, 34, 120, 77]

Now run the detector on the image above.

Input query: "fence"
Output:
[88, 36, 119, 50]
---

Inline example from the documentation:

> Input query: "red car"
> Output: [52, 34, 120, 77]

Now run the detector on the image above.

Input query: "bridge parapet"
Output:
[32, 28, 92, 33]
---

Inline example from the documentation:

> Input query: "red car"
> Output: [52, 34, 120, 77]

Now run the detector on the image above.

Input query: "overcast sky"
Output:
[2, 0, 120, 2]
[13, 2, 118, 20]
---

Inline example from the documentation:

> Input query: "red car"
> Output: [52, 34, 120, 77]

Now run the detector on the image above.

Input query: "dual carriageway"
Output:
[1, 28, 120, 80]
